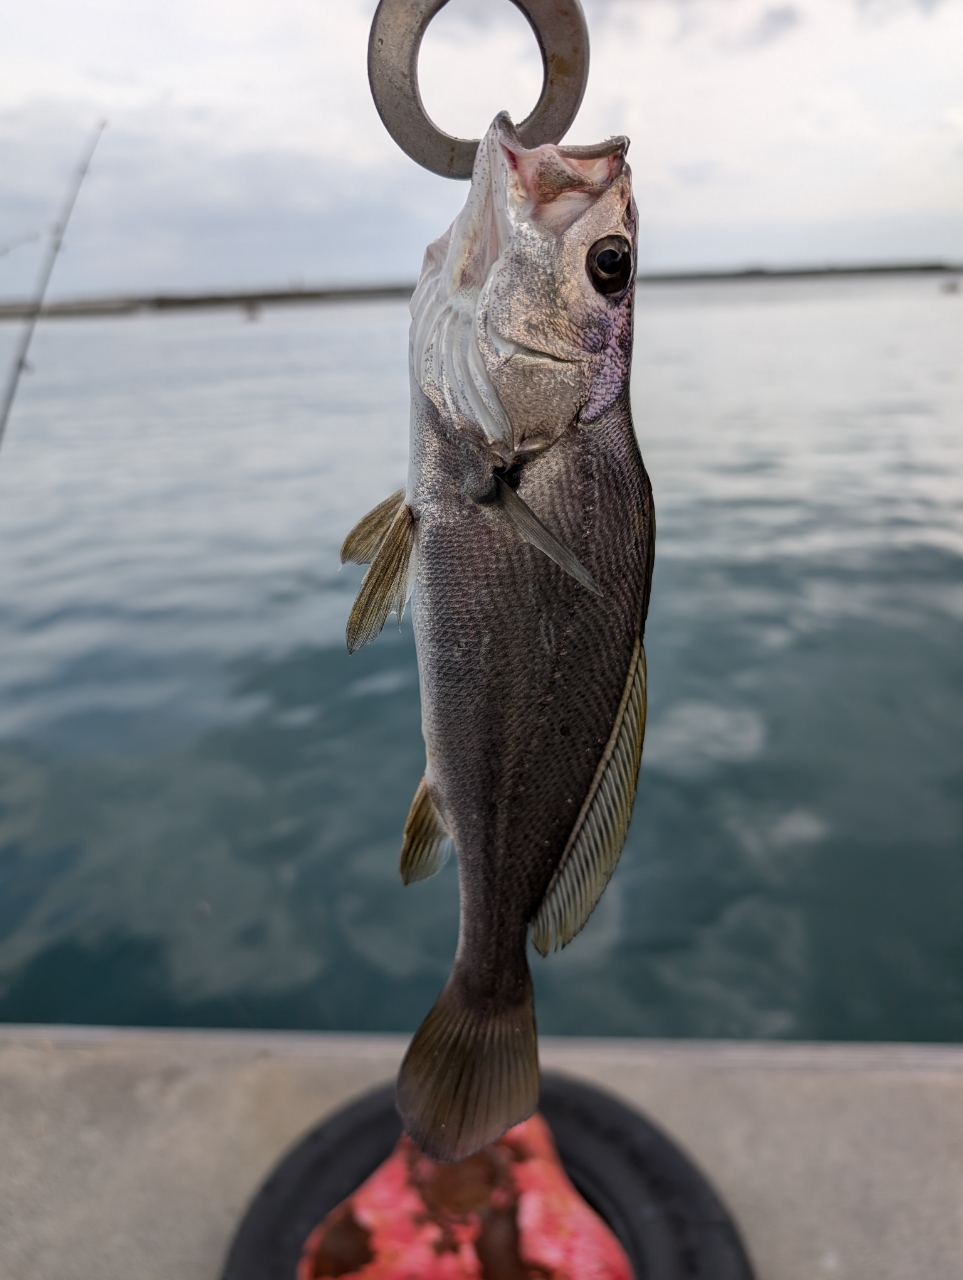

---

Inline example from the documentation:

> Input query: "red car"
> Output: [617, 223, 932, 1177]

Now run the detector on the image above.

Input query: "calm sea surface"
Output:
[0, 276, 960, 1039]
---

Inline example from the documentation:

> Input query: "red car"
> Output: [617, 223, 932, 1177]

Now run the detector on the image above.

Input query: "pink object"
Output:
[298, 1112, 632, 1279]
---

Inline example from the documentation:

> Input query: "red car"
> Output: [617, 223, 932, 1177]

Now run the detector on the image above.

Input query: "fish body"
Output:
[342, 115, 654, 1162]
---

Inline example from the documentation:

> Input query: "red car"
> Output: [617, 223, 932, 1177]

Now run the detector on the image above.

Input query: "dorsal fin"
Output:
[341, 488, 407, 565]
[400, 776, 452, 884]
[345, 503, 415, 654]
[531, 638, 647, 956]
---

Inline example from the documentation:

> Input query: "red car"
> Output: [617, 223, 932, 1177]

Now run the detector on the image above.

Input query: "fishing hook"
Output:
[368, 0, 589, 179]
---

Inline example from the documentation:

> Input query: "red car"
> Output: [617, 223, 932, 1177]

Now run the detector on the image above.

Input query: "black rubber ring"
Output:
[220, 1073, 756, 1280]
[367, 0, 590, 179]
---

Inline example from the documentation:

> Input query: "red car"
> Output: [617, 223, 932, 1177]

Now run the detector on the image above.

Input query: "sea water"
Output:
[0, 276, 960, 1039]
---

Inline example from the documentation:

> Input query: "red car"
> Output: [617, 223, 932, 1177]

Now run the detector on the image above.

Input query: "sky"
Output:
[1, 0, 961, 297]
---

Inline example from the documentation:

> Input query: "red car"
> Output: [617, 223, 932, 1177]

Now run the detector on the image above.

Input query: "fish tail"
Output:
[396, 962, 539, 1163]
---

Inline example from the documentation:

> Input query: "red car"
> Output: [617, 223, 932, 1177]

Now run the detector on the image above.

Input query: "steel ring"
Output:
[368, 0, 590, 179]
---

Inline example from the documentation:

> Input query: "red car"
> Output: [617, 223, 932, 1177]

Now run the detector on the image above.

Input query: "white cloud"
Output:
[0, 0, 961, 293]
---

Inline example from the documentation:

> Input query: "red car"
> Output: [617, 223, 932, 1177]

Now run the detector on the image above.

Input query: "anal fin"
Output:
[532, 637, 647, 955]
[400, 776, 452, 884]
[496, 474, 602, 598]
[341, 488, 406, 565]
[345, 502, 415, 654]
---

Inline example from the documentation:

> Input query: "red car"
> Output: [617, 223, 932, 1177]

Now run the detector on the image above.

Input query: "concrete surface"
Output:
[1, 1027, 962, 1280]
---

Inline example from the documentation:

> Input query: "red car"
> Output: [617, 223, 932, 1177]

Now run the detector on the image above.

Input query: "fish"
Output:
[341, 113, 654, 1162]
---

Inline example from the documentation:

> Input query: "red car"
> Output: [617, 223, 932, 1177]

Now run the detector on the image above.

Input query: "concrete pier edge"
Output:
[2, 1024, 962, 1279]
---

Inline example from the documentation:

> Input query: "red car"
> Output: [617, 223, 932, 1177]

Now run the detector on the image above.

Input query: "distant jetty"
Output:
[0, 261, 959, 321]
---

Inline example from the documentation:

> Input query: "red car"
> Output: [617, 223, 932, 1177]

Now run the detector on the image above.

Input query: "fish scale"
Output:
[417, 402, 648, 917]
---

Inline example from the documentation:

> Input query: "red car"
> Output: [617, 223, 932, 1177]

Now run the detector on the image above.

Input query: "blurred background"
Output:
[0, 0, 961, 1039]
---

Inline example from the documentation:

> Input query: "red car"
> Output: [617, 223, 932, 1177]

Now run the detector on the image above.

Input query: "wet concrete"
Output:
[1, 1026, 961, 1280]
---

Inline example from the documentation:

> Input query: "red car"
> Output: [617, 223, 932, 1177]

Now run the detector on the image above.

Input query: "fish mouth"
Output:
[494, 112, 628, 169]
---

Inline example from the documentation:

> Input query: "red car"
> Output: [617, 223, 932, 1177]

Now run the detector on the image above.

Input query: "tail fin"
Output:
[396, 970, 539, 1162]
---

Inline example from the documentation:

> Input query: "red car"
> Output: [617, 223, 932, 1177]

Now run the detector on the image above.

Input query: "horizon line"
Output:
[0, 260, 959, 321]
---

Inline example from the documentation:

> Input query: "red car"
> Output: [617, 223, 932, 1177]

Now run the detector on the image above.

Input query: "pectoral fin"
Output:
[495, 475, 602, 597]
[341, 488, 407, 565]
[400, 776, 452, 884]
[531, 638, 647, 955]
[345, 503, 415, 654]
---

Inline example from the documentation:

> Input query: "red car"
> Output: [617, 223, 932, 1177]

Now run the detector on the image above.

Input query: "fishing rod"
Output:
[0, 120, 106, 456]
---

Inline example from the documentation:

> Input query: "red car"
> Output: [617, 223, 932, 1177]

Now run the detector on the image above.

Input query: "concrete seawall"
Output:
[1, 1026, 961, 1279]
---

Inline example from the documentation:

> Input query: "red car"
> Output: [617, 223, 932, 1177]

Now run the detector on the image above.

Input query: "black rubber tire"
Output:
[221, 1073, 755, 1280]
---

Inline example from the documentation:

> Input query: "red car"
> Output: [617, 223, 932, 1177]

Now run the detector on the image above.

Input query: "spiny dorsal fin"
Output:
[400, 776, 452, 884]
[341, 488, 407, 565]
[345, 503, 415, 654]
[495, 475, 602, 597]
[531, 638, 647, 956]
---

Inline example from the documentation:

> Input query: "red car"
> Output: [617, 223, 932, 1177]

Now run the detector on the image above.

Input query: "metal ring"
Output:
[368, 0, 590, 179]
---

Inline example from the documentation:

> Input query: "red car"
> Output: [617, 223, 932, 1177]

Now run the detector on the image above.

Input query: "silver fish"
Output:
[341, 114, 654, 1162]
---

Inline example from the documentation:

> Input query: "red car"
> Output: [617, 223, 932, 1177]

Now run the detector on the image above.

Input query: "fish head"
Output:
[484, 119, 636, 453]
[410, 114, 636, 461]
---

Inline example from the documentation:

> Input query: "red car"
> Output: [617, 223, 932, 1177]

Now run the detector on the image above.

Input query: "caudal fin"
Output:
[396, 971, 539, 1162]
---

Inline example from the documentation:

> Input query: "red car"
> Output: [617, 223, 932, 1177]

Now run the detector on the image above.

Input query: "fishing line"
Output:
[0, 230, 42, 259]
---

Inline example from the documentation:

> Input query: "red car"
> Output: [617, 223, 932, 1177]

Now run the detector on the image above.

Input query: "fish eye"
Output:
[586, 236, 633, 296]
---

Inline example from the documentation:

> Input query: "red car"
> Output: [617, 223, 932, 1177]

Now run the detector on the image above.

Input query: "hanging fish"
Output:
[341, 113, 654, 1162]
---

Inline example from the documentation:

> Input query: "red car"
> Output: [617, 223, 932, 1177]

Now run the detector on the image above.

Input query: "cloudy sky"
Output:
[1, 0, 961, 297]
